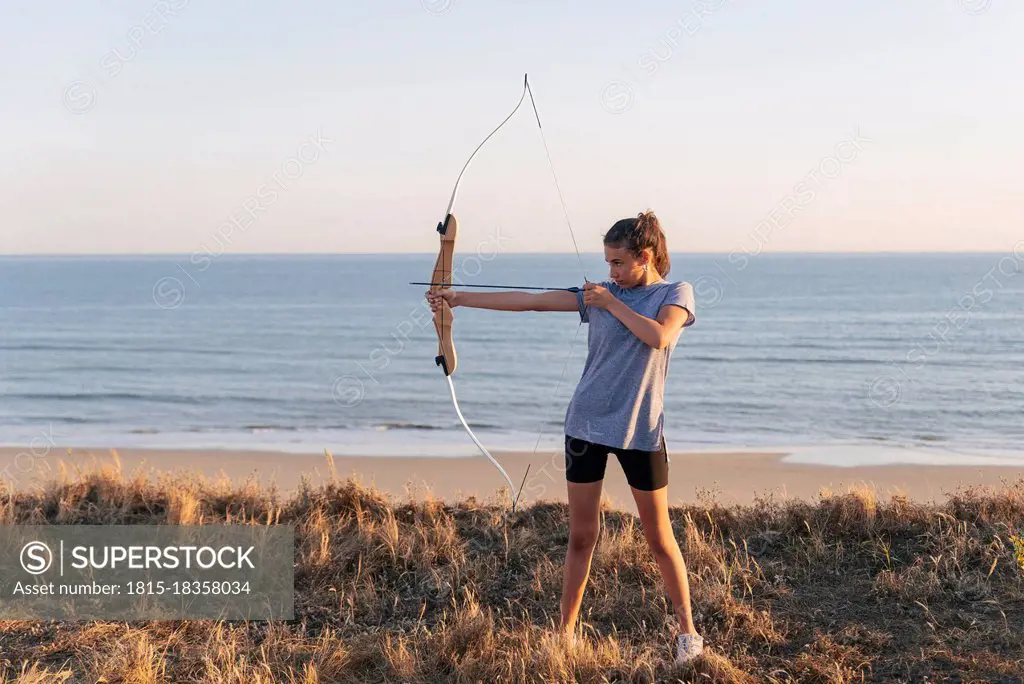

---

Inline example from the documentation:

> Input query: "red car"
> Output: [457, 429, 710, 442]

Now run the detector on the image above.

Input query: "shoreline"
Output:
[2, 445, 1023, 508]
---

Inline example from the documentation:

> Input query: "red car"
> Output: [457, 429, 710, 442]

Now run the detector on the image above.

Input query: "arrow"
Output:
[411, 281, 581, 292]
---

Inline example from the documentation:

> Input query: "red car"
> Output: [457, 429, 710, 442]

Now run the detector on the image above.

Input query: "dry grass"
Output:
[0, 454, 1022, 683]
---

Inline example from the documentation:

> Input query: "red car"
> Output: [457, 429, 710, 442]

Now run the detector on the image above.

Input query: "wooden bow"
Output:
[428, 74, 587, 512]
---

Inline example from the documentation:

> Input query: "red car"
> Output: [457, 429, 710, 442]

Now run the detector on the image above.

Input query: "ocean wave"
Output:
[40, 417, 102, 425]
[0, 343, 104, 352]
[912, 434, 946, 443]
[370, 421, 505, 431]
[10, 392, 204, 405]
[0, 343, 232, 356]
[170, 424, 354, 434]
[684, 356, 883, 365]
[245, 425, 300, 433]
[373, 422, 444, 432]
[9, 392, 284, 406]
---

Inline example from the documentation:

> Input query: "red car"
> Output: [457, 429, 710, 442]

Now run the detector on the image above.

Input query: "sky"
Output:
[0, 0, 1021, 255]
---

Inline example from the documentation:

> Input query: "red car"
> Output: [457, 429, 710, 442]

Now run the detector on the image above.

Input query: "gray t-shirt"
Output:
[564, 279, 696, 451]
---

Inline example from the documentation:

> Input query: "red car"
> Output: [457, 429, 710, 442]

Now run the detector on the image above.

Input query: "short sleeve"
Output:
[575, 280, 615, 323]
[575, 288, 589, 323]
[663, 281, 695, 327]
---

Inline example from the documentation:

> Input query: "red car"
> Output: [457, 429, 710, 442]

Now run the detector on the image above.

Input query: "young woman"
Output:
[425, 210, 703, 663]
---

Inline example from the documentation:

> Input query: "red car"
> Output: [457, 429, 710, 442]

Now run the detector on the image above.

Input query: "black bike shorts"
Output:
[564, 435, 669, 491]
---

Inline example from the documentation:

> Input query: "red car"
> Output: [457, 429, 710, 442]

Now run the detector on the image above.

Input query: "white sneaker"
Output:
[676, 633, 704, 663]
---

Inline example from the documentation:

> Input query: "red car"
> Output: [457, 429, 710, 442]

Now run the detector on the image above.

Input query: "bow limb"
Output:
[443, 375, 518, 507]
[432, 77, 529, 374]
[442, 77, 529, 220]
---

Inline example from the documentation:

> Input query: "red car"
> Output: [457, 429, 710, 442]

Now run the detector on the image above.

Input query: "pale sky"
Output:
[1, 0, 1021, 255]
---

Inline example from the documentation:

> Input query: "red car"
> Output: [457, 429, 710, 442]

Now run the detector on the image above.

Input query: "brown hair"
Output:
[603, 210, 671, 277]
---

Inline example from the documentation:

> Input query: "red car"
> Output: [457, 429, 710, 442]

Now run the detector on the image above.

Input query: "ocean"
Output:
[1, 253, 1022, 467]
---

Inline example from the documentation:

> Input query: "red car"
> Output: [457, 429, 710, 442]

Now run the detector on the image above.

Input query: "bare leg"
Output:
[631, 485, 698, 634]
[559, 480, 603, 636]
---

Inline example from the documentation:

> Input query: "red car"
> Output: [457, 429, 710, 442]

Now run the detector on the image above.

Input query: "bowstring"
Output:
[525, 76, 589, 283]
[523, 75, 590, 476]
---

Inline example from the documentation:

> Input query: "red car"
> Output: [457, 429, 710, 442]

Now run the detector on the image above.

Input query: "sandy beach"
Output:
[3, 445, 1023, 508]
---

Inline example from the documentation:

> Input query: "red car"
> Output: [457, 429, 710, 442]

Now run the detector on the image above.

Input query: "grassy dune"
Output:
[0, 452, 1022, 683]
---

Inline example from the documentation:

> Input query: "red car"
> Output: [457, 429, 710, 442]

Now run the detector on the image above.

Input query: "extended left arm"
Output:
[606, 301, 691, 349]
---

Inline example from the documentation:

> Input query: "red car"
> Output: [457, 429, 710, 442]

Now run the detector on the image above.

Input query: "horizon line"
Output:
[0, 249, 1017, 258]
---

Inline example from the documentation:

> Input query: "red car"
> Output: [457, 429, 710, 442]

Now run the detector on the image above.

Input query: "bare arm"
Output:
[453, 289, 578, 312]
[603, 300, 691, 349]
[583, 282, 693, 349]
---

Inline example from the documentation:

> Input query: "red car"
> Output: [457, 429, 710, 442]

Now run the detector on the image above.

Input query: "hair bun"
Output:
[636, 210, 657, 230]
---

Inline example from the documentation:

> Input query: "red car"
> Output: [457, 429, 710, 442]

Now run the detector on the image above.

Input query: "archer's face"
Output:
[604, 245, 646, 288]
